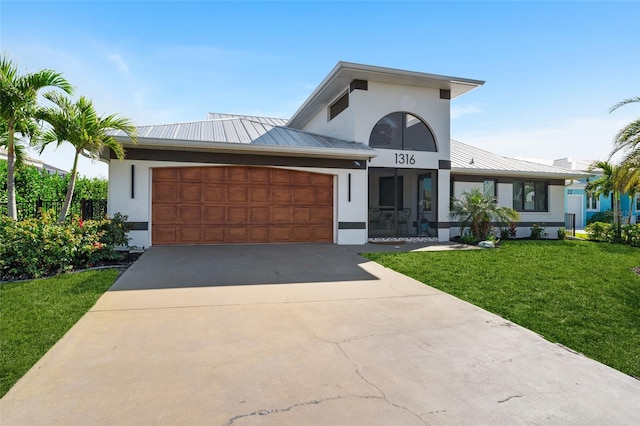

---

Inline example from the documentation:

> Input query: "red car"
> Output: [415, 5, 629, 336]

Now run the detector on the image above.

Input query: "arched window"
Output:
[369, 112, 436, 152]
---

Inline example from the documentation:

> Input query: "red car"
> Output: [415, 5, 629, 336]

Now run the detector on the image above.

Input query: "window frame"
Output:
[512, 180, 549, 212]
[369, 112, 437, 152]
[328, 91, 349, 121]
[586, 193, 599, 211]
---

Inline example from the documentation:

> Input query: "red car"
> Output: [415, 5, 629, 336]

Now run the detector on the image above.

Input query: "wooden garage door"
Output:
[152, 166, 334, 245]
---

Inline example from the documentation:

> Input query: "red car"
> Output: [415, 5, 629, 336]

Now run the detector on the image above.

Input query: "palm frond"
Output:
[609, 96, 640, 114]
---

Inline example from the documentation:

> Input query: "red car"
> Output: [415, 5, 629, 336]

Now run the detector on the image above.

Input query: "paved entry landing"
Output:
[2, 244, 639, 425]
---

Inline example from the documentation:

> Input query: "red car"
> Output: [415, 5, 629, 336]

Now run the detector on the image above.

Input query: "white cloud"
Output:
[107, 53, 129, 74]
[453, 114, 635, 162]
[451, 104, 483, 120]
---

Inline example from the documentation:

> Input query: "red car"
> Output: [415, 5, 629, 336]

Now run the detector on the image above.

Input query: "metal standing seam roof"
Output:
[450, 140, 589, 178]
[109, 113, 377, 157]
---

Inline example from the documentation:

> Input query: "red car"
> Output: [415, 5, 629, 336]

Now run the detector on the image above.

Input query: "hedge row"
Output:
[585, 222, 640, 248]
[0, 212, 130, 281]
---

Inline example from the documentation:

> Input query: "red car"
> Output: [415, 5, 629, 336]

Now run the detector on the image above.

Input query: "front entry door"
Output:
[417, 173, 435, 236]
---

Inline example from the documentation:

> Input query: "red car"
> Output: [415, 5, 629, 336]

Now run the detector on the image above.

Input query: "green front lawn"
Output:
[363, 240, 640, 378]
[0, 269, 120, 397]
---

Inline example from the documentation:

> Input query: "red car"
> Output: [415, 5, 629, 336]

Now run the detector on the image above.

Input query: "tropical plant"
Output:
[609, 97, 640, 164]
[0, 54, 73, 219]
[586, 160, 639, 240]
[450, 188, 520, 241]
[37, 93, 136, 221]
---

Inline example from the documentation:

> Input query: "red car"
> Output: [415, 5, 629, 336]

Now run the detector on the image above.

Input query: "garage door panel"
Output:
[178, 206, 201, 223]
[227, 227, 249, 242]
[272, 188, 293, 203]
[293, 207, 310, 222]
[154, 183, 177, 202]
[250, 227, 270, 242]
[271, 169, 292, 184]
[250, 187, 270, 202]
[310, 208, 332, 224]
[270, 226, 292, 241]
[228, 186, 249, 202]
[202, 167, 225, 181]
[154, 168, 178, 181]
[316, 188, 333, 204]
[203, 186, 225, 202]
[227, 207, 248, 223]
[292, 226, 311, 241]
[202, 206, 225, 223]
[311, 226, 333, 241]
[271, 207, 293, 223]
[250, 207, 270, 223]
[178, 168, 202, 181]
[152, 166, 333, 245]
[228, 167, 250, 182]
[203, 227, 224, 243]
[179, 185, 202, 202]
[311, 174, 333, 185]
[153, 227, 177, 244]
[178, 227, 202, 243]
[249, 168, 270, 183]
[153, 205, 177, 222]
[293, 188, 315, 203]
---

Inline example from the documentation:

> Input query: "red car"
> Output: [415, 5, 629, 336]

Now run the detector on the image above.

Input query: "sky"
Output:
[1, 0, 639, 179]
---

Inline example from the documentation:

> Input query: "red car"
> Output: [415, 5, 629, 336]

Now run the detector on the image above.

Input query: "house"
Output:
[106, 62, 586, 247]
[554, 158, 639, 228]
[0, 147, 68, 176]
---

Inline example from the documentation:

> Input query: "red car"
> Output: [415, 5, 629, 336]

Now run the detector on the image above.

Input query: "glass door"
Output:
[418, 173, 435, 236]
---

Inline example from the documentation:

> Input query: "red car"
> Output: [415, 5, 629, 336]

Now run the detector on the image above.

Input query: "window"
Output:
[586, 194, 599, 211]
[483, 179, 496, 198]
[379, 176, 403, 209]
[513, 180, 548, 212]
[369, 112, 436, 151]
[329, 92, 349, 120]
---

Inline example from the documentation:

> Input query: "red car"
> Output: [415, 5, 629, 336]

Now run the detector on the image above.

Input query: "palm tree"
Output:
[0, 55, 73, 219]
[609, 96, 639, 165]
[37, 92, 137, 221]
[450, 188, 520, 241]
[1, 121, 28, 170]
[586, 160, 639, 237]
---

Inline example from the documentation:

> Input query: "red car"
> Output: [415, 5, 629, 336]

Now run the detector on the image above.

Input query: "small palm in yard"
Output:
[450, 188, 520, 241]
[37, 93, 137, 222]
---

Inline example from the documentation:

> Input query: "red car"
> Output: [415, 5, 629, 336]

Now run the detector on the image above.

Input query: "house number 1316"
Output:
[395, 153, 415, 165]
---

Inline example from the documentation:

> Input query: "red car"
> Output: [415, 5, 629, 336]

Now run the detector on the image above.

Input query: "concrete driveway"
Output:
[2, 244, 639, 425]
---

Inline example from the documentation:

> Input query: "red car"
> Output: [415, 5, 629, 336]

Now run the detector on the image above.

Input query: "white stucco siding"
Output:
[109, 159, 368, 247]
[300, 81, 450, 156]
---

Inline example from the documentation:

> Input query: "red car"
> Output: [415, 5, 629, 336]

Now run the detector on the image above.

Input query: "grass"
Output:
[0, 269, 120, 397]
[363, 240, 640, 379]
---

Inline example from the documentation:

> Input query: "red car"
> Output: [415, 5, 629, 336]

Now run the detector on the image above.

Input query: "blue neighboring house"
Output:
[553, 158, 639, 228]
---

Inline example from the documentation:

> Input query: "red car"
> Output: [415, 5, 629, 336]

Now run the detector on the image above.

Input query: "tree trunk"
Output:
[58, 151, 79, 222]
[6, 123, 17, 220]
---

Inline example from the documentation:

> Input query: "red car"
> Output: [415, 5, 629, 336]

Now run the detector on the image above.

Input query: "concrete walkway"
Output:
[2, 244, 639, 425]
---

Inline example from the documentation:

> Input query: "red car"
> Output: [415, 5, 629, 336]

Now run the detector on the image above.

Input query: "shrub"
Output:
[500, 228, 510, 240]
[530, 223, 547, 239]
[587, 210, 614, 225]
[586, 222, 613, 242]
[621, 224, 640, 248]
[459, 231, 478, 245]
[557, 227, 566, 240]
[0, 212, 131, 280]
[508, 222, 518, 238]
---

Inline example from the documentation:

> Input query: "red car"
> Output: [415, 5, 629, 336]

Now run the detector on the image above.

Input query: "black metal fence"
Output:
[564, 212, 576, 236]
[0, 199, 107, 221]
